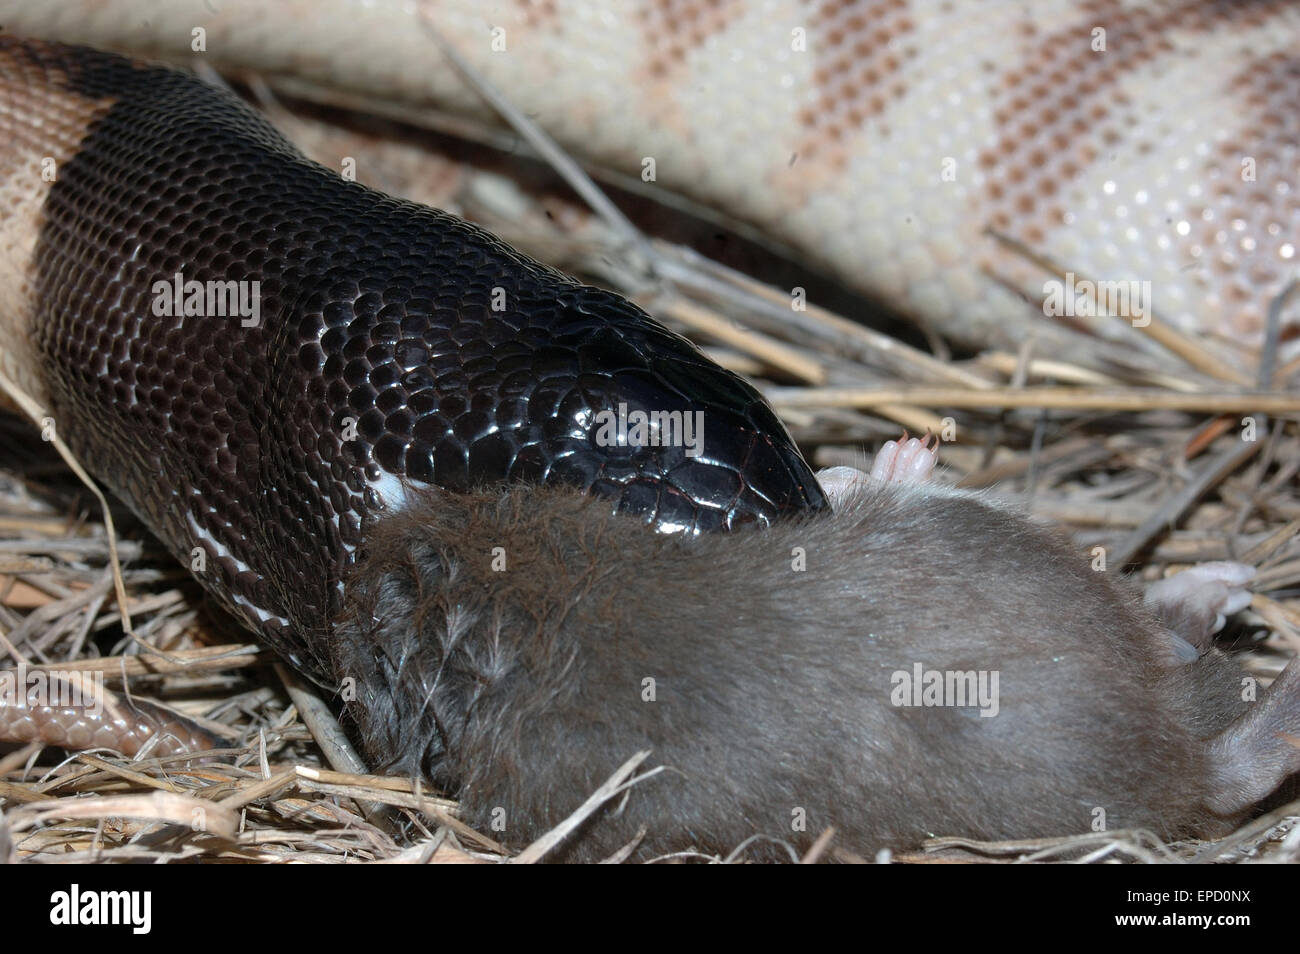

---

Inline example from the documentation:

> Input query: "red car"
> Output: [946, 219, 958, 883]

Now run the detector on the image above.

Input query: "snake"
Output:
[0, 1, 1297, 850]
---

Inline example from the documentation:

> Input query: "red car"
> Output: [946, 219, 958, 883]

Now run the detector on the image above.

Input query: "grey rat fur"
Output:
[333, 479, 1298, 861]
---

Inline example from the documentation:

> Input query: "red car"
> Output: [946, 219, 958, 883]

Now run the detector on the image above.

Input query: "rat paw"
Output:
[869, 433, 938, 484]
[1145, 561, 1256, 653]
[817, 435, 940, 507]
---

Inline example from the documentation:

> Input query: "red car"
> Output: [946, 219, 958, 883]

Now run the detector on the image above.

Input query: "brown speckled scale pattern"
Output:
[17, 41, 825, 680]
[0, 680, 219, 757]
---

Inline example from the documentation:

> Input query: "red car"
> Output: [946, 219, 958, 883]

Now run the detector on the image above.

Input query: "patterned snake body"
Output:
[5, 0, 1300, 364]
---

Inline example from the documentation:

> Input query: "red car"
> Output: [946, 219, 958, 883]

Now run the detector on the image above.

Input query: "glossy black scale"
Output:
[26, 42, 827, 680]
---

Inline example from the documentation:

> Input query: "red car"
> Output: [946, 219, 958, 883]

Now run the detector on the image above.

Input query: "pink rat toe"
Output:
[868, 440, 900, 482]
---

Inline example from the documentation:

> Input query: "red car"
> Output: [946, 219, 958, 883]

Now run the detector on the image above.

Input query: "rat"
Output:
[335, 436, 1300, 860]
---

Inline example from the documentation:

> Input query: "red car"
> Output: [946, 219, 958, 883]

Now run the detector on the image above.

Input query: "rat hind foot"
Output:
[1144, 562, 1256, 657]
[816, 435, 940, 508]
[870, 433, 938, 484]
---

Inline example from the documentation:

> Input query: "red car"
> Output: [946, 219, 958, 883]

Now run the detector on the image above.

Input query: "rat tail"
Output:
[1203, 660, 1300, 815]
[1140, 560, 1300, 818]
